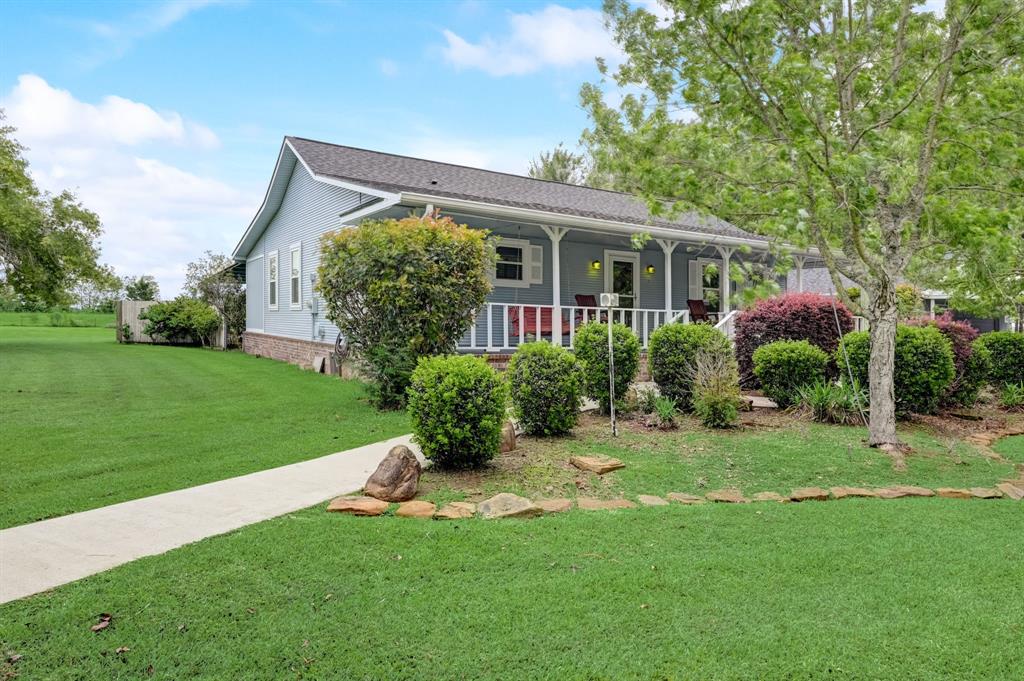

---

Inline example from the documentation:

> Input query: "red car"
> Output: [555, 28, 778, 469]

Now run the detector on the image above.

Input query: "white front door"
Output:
[604, 250, 639, 309]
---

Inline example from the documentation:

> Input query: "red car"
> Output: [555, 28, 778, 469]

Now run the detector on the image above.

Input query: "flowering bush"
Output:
[734, 293, 853, 386]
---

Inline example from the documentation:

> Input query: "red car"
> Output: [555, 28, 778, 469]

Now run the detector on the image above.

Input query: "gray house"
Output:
[231, 136, 801, 368]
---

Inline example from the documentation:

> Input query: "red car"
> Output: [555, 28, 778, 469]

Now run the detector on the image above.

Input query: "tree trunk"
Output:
[866, 285, 900, 447]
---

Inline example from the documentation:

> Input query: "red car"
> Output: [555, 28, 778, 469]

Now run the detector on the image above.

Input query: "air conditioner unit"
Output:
[599, 292, 620, 308]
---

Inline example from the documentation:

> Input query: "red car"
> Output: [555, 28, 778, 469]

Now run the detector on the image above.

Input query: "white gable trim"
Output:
[284, 139, 400, 202]
[231, 139, 400, 261]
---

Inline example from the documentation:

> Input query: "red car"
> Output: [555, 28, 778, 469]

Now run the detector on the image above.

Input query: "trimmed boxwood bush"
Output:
[573, 321, 640, 415]
[907, 314, 991, 406]
[507, 342, 585, 436]
[976, 331, 1024, 387]
[838, 325, 955, 416]
[734, 293, 853, 386]
[406, 355, 508, 469]
[752, 340, 829, 408]
[648, 323, 733, 410]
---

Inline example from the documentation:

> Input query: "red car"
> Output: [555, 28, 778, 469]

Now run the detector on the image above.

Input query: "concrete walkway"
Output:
[0, 434, 416, 604]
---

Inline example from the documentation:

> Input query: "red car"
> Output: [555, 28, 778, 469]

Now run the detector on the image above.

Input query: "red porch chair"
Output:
[574, 294, 606, 324]
[686, 299, 718, 324]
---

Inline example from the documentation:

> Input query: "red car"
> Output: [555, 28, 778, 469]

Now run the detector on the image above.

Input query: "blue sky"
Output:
[1, 0, 626, 294]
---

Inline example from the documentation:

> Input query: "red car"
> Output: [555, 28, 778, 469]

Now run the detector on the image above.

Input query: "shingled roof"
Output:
[286, 136, 765, 243]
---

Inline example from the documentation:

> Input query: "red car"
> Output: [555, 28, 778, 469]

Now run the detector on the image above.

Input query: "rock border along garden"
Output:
[327, 427, 1024, 519]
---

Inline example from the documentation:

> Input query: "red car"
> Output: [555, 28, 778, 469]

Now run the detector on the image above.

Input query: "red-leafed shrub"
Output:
[734, 293, 854, 386]
[906, 313, 990, 406]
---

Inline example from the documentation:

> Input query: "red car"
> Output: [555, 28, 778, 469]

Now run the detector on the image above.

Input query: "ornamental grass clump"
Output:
[690, 349, 742, 428]
[752, 340, 829, 408]
[406, 355, 508, 469]
[507, 342, 585, 436]
[573, 321, 640, 415]
[798, 380, 867, 425]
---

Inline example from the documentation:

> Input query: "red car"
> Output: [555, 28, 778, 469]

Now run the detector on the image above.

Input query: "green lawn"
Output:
[1, 500, 1021, 680]
[0, 327, 408, 529]
[994, 434, 1024, 464]
[0, 310, 115, 327]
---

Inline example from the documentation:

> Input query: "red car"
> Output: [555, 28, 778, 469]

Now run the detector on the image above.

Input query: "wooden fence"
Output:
[115, 300, 226, 348]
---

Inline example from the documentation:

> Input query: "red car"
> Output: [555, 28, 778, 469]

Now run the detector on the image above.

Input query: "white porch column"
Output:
[540, 225, 568, 345]
[656, 239, 679, 318]
[715, 245, 735, 316]
[793, 254, 806, 292]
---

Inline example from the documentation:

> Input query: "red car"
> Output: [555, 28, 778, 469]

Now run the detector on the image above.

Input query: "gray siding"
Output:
[242, 163, 367, 342]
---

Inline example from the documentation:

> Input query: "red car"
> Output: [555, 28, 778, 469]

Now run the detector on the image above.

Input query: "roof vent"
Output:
[429, 180, 438, 185]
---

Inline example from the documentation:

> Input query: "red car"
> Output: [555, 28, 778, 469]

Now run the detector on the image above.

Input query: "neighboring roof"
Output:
[285, 136, 765, 243]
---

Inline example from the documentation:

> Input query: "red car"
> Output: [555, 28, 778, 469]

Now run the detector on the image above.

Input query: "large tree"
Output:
[528, 144, 592, 184]
[123, 275, 160, 301]
[583, 0, 1024, 446]
[0, 113, 108, 307]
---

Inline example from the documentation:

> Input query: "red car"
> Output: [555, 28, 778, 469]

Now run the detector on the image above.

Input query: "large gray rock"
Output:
[364, 445, 421, 502]
[478, 493, 542, 519]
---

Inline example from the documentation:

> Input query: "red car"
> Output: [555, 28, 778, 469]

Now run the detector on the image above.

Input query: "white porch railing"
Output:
[714, 310, 739, 339]
[459, 303, 690, 352]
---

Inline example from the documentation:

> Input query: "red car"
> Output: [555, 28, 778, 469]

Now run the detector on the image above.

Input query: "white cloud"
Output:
[441, 5, 621, 76]
[2, 75, 256, 296]
[79, 0, 232, 67]
[378, 58, 399, 77]
[6, 74, 219, 149]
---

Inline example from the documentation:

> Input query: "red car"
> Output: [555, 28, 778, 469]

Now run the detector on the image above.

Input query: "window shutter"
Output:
[529, 245, 544, 284]
[688, 260, 701, 300]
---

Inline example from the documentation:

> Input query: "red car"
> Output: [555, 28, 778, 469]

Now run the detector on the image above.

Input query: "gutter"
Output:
[399, 191, 804, 253]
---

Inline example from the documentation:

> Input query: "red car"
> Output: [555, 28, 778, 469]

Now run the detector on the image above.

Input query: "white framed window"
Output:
[493, 238, 542, 288]
[289, 242, 302, 309]
[267, 250, 279, 310]
[688, 257, 722, 313]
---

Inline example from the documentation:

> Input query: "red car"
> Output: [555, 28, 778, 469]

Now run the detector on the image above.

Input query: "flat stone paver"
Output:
[0, 434, 417, 604]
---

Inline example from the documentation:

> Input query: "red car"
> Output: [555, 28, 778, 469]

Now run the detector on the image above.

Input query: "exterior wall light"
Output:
[591, 260, 601, 270]
[646, 265, 656, 274]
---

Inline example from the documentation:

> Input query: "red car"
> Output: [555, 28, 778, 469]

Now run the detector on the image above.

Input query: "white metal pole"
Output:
[607, 307, 617, 437]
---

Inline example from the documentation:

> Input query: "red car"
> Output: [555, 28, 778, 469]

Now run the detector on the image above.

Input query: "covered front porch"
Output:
[446, 212, 784, 352]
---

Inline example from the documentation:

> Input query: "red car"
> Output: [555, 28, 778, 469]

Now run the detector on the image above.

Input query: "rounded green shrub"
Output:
[950, 339, 991, 407]
[573, 321, 640, 415]
[648, 323, 733, 410]
[507, 342, 585, 436]
[406, 355, 508, 469]
[975, 331, 1024, 387]
[753, 340, 829, 408]
[838, 325, 955, 416]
